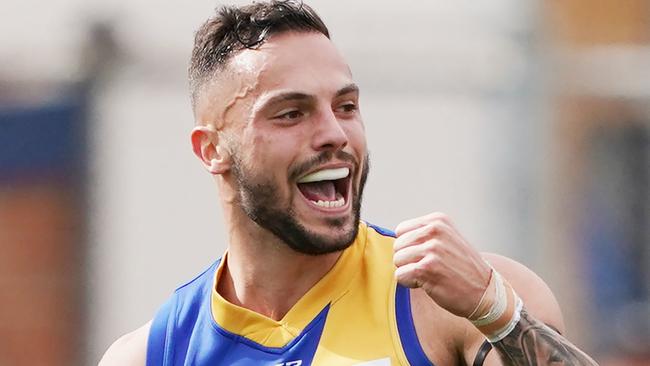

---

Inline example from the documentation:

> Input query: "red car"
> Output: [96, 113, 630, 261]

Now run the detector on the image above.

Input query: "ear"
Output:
[191, 125, 231, 175]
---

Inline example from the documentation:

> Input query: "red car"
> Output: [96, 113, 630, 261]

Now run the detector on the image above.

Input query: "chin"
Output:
[278, 209, 361, 256]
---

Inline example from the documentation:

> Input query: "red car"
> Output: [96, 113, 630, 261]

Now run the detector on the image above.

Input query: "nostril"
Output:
[317, 139, 347, 152]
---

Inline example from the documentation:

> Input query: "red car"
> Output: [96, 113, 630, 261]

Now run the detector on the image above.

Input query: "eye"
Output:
[274, 108, 304, 121]
[336, 102, 358, 114]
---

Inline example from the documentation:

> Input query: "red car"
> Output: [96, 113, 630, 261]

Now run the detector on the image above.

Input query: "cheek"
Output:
[246, 132, 298, 178]
[344, 121, 367, 154]
[241, 135, 271, 170]
[343, 122, 368, 186]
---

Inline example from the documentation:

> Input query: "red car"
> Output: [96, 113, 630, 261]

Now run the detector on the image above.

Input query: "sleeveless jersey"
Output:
[146, 222, 435, 366]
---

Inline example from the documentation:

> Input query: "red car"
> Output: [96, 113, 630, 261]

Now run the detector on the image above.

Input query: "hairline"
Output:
[190, 29, 329, 116]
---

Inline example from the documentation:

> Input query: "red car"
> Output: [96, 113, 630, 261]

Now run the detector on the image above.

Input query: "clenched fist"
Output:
[393, 212, 492, 318]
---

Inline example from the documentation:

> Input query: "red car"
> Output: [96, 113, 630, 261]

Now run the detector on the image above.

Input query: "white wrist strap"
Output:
[486, 295, 523, 343]
[471, 269, 507, 327]
[468, 264, 524, 342]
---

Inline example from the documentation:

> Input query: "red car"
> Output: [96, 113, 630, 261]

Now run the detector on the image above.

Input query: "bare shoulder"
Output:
[482, 252, 565, 333]
[98, 321, 151, 366]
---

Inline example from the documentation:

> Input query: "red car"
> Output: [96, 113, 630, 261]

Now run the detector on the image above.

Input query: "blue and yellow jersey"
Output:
[147, 222, 434, 365]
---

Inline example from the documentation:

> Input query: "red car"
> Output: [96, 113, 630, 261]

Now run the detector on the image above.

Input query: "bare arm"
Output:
[491, 308, 598, 365]
[98, 321, 150, 366]
[473, 254, 598, 366]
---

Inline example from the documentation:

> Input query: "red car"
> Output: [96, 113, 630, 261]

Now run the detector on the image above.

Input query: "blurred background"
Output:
[1, 0, 649, 365]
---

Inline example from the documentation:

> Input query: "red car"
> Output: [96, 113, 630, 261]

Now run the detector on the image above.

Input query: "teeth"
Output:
[297, 167, 349, 183]
[311, 196, 345, 208]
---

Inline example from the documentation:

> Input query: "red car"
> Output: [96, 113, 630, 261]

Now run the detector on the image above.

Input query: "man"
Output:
[100, 1, 599, 365]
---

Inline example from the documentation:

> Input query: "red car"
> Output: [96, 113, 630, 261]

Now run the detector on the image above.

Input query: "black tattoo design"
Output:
[492, 307, 599, 365]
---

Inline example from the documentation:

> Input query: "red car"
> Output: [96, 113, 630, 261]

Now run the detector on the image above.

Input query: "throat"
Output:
[218, 249, 342, 321]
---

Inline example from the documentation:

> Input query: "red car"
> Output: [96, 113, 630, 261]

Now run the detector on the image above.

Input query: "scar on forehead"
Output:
[207, 53, 269, 130]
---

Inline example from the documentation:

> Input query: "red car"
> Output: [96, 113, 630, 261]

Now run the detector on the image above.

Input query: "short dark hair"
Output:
[189, 0, 330, 107]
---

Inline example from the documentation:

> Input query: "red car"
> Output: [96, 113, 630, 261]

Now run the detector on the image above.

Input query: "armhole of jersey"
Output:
[146, 295, 177, 366]
[395, 285, 435, 366]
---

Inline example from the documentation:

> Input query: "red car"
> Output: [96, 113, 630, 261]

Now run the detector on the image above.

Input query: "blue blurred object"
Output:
[582, 124, 650, 354]
[0, 95, 87, 182]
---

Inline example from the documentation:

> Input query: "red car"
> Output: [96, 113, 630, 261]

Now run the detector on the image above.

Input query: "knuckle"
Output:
[409, 263, 424, 278]
[430, 240, 449, 255]
[422, 253, 439, 267]
[427, 211, 452, 226]
[415, 256, 436, 274]
[434, 221, 449, 232]
[424, 221, 446, 237]
[411, 267, 425, 281]
[419, 227, 437, 241]
[423, 240, 438, 254]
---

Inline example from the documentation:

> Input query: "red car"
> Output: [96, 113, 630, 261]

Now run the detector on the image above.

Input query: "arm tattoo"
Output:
[491, 307, 599, 365]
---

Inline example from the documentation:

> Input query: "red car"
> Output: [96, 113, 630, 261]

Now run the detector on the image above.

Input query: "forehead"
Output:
[194, 32, 354, 128]
[229, 31, 353, 97]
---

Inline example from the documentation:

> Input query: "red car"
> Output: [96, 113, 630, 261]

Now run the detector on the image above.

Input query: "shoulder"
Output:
[98, 321, 150, 366]
[97, 261, 220, 366]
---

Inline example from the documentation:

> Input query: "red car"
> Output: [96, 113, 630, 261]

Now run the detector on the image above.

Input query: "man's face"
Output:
[199, 32, 369, 255]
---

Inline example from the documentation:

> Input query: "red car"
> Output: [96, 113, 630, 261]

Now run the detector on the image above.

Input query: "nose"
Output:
[311, 108, 348, 152]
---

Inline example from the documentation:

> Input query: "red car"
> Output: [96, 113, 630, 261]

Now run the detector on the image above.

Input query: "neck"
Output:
[217, 206, 341, 321]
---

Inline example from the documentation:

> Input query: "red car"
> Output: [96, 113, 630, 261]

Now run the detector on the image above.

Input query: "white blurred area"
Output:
[2, 0, 649, 365]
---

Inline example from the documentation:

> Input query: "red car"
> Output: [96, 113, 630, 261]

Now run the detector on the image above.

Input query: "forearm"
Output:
[491, 307, 598, 365]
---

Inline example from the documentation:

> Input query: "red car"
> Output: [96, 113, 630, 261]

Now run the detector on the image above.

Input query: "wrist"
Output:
[468, 264, 523, 343]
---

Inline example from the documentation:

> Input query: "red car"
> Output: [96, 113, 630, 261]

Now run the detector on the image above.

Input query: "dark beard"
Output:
[231, 151, 369, 255]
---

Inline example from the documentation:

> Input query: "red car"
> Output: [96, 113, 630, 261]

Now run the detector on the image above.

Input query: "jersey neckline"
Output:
[209, 222, 369, 348]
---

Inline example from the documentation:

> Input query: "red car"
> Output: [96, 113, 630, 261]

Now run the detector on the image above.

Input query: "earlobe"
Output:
[190, 125, 231, 175]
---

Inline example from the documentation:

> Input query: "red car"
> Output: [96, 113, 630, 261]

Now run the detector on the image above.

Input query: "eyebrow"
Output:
[256, 92, 314, 113]
[335, 83, 359, 97]
[256, 83, 360, 112]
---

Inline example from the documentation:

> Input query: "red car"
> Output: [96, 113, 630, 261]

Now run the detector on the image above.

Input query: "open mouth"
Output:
[296, 167, 351, 209]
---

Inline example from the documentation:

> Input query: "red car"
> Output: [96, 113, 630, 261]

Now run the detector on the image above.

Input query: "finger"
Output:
[393, 220, 455, 252]
[395, 212, 454, 237]
[393, 223, 436, 252]
[394, 262, 423, 288]
[393, 240, 434, 267]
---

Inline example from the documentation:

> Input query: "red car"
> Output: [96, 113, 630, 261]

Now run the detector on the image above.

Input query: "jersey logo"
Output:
[275, 361, 302, 366]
